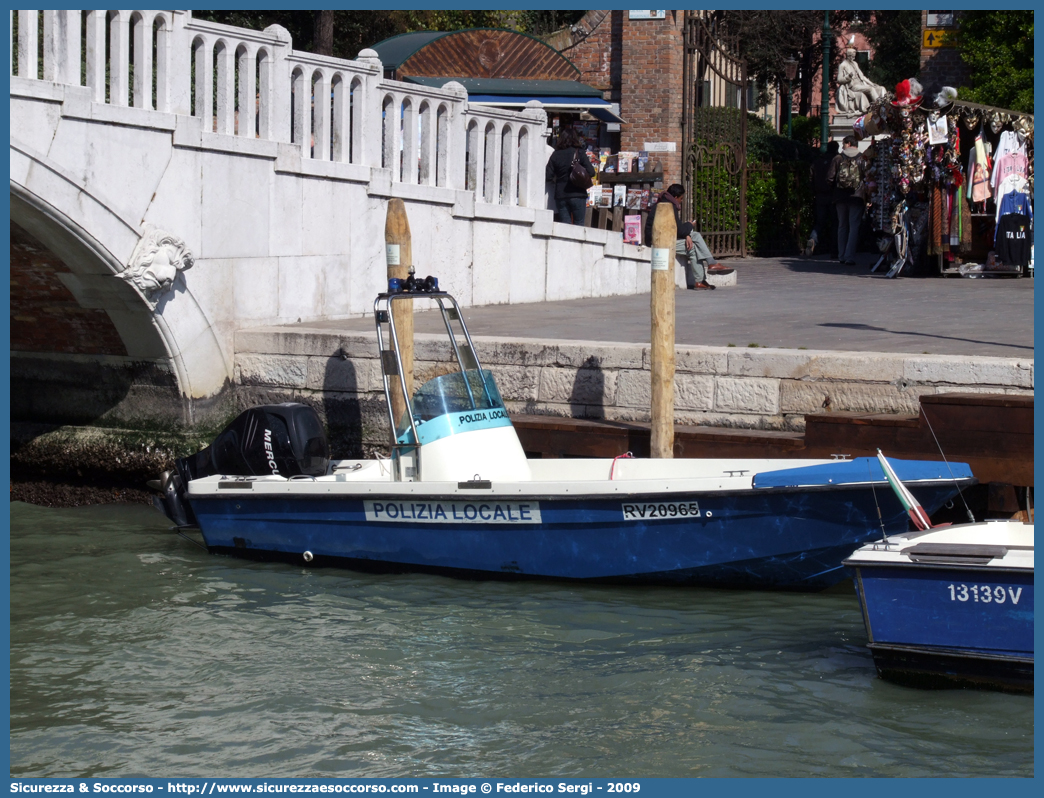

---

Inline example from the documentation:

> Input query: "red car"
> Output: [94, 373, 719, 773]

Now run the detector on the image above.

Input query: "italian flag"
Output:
[877, 449, 933, 531]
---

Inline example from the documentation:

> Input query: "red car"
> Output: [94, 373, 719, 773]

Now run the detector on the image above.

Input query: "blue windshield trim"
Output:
[397, 408, 514, 446]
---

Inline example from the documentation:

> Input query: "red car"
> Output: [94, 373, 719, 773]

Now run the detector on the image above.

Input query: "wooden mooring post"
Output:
[649, 201, 676, 458]
[385, 199, 414, 434]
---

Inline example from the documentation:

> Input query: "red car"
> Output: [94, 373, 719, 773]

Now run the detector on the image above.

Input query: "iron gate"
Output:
[681, 11, 748, 257]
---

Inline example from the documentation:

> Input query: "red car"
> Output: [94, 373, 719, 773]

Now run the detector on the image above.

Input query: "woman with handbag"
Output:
[545, 129, 596, 225]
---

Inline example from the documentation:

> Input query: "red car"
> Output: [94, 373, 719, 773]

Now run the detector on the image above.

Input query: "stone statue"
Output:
[835, 48, 886, 114]
[119, 225, 194, 305]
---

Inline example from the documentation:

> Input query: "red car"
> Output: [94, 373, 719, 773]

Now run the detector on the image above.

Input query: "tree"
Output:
[719, 11, 854, 118]
[863, 10, 922, 91]
[313, 10, 334, 57]
[957, 10, 1033, 112]
[194, 10, 583, 60]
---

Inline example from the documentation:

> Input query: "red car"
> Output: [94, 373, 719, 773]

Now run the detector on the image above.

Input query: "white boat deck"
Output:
[186, 457, 840, 497]
[846, 520, 1034, 571]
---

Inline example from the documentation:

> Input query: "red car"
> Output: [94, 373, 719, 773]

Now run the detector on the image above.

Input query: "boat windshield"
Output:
[396, 369, 506, 438]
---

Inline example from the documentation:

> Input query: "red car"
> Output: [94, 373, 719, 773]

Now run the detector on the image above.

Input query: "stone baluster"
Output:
[521, 103, 548, 209]
[500, 124, 517, 206]
[483, 122, 499, 204]
[131, 12, 151, 108]
[418, 101, 434, 185]
[236, 43, 257, 137]
[193, 36, 213, 126]
[516, 126, 532, 208]
[42, 10, 80, 86]
[380, 91, 398, 174]
[108, 11, 131, 107]
[256, 44, 275, 141]
[464, 119, 481, 194]
[331, 74, 349, 161]
[153, 13, 172, 113]
[214, 39, 235, 135]
[435, 104, 450, 187]
[313, 69, 331, 160]
[401, 97, 417, 183]
[84, 11, 106, 103]
[290, 66, 309, 156]
[17, 10, 38, 80]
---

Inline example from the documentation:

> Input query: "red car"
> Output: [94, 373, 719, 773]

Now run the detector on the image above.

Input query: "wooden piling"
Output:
[649, 200, 676, 458]
[385, 199, 413, 433]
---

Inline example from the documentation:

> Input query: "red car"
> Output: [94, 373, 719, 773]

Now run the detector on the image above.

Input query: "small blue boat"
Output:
[845, 518, 1034, 692]
[154, 288, 976, 591]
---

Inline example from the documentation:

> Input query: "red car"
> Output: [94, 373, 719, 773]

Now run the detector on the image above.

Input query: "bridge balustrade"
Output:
[9, 9, 548, 208]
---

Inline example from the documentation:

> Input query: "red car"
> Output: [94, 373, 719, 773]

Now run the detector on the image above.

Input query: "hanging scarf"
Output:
[926, 184, 945, 256]
[959, 185, 973, 253]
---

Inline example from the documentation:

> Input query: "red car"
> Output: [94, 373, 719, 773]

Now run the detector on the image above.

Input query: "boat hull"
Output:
[190, 480, 965, 590]
[849, 562, 1033, 692]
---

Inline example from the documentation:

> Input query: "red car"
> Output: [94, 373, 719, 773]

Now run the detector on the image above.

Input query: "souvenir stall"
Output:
[852, 79, 1033, 278]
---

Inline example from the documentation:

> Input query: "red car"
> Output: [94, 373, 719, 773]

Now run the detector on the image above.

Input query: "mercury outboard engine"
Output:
[152, 403, 329, 527]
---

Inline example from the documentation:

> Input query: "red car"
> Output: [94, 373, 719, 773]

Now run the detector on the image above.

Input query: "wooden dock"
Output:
[512, 393, 1033, 511]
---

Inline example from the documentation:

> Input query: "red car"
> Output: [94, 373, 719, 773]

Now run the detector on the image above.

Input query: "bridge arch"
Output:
[10, 143, 232, 425]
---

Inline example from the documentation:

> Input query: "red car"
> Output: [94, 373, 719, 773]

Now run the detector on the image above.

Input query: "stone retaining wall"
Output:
[235, 327, 1034, 452]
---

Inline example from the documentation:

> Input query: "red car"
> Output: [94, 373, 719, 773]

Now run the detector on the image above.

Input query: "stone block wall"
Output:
[234, 328, 1034, 455]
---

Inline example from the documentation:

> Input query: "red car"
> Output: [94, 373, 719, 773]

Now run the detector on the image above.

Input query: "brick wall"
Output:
[10, 222, 127, 356]
[919, 11, 972, 89]
[564, 10, 686, 185]
[561, 10, 618, 99]
[619, 11, 685, 184]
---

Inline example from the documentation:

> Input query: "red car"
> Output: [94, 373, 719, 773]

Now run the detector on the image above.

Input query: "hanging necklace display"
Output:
[866, 140, 895, 232]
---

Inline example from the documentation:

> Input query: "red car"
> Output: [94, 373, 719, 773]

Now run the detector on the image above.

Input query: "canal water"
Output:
[10, 501, 1033, 779]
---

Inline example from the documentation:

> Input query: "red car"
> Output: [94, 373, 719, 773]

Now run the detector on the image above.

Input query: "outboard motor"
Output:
[152, 403, 329, 526]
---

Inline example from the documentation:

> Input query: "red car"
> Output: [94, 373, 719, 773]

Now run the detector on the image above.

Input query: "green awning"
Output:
[401, 77, 624, 123]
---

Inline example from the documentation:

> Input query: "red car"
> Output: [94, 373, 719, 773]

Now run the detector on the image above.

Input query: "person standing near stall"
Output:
[806, 140, 840, 257]
[828, 136, 867, 265]
[545, 129, 596, 226]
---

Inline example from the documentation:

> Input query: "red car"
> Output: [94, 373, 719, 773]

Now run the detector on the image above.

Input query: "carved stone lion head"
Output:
[119, 225, 194, 304]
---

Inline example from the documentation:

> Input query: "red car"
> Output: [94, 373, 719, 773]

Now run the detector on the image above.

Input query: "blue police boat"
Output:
[154, 286, 975, 591]
[845, 516, 1033, 692]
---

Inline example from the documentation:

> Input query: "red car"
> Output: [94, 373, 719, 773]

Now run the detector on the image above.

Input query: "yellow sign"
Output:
[923, 28, 958, 48]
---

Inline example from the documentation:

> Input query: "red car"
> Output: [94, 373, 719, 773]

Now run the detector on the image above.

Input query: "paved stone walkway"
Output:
[287, 256, 1034, 359]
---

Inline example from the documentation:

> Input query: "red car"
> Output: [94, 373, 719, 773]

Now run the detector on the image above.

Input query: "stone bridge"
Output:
[10, 10, 652, 426]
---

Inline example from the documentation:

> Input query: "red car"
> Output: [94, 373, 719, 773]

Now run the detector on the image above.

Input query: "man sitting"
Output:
[644, 184, 724, 290]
